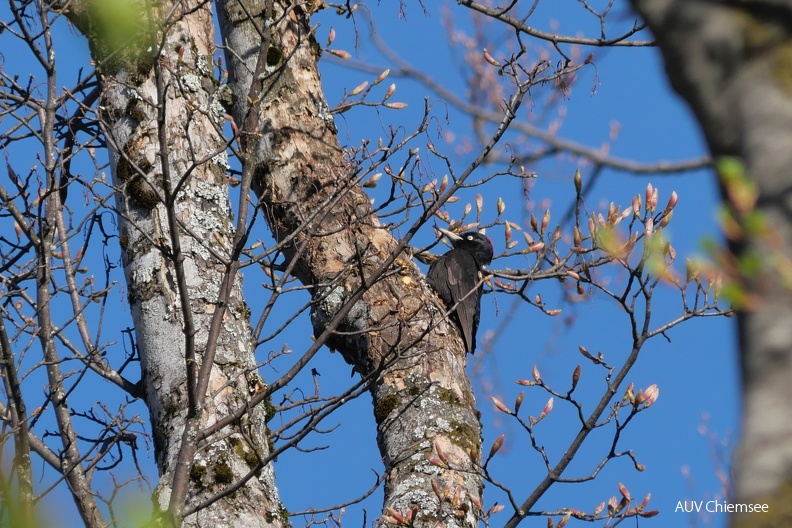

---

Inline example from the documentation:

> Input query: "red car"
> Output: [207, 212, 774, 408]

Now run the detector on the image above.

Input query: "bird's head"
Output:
[436, 227, 494, 266]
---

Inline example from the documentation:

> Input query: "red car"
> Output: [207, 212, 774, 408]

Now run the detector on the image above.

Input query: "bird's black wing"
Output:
[443, 249, 480, 353]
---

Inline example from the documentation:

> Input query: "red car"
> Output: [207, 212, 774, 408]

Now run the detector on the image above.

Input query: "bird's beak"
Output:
[435, 226, 462, 242]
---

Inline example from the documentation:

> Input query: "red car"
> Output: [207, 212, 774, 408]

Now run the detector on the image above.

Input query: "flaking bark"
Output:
[55, 0, 285, 525]
[215, 1, 484, 525]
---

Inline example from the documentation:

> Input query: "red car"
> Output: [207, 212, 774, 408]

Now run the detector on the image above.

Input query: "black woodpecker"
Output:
[427, 227, 494, 354]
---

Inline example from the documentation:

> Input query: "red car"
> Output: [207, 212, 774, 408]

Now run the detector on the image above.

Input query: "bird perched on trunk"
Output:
[427, 227, 494, 353]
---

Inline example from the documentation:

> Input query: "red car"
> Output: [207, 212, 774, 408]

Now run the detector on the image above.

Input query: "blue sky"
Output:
[285, 2, 738, 527]
[0, 1, 738, 527]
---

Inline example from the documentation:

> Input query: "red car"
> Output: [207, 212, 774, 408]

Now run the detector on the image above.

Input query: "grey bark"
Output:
[54, 0, 285, 525]
[215, 1, 484, 525]
[632, 1, 792, 525]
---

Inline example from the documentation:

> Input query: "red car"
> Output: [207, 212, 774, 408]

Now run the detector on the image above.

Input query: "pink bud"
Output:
[363, 173, 382, 188]
[384, 508, 405, 523]
[642, 384, 659, 407]
[581, 261, 591, 280]
[607, 496, 618, 516]
[373, 68, 390, 85]
[483, 48, 501, 67]
[492, 397, 511, 414]
[640, 493, 651, 509]
[488, 434, 505, 459]
[383, 83, 396, 101]
[541, 209, 551, 233]
[351, 80, 368, 96]
[624, 382, 635, 403]
[658, 210, 673, 229]
[328, 49, 351, 59]
[618, 482, 631, 501]
[470, 493, 482, 509]
[571, 365, 581, 389]
[664, 191, 678, 214]
[607, 202, 617, 223]
[538, 397, 554, 419]
[524, 242, 544, 254]
[439, 174, 448, 193]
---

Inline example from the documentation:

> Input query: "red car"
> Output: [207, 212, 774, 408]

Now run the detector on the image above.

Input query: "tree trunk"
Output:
[215, 1, 484, 525]
[54, 0, 285, 524]
[631, 1, 792, 526]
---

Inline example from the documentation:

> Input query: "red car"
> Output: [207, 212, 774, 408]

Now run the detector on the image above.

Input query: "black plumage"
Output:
[427, 228, 494, 353]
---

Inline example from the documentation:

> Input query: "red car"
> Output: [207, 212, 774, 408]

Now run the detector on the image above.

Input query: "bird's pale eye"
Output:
[467, 235, 473, 240]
